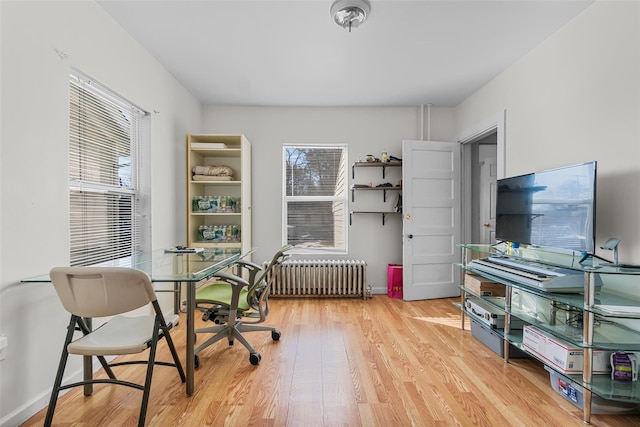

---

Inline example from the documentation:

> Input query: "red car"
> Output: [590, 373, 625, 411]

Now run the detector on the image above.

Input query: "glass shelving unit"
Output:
[457, 243, 640, 423]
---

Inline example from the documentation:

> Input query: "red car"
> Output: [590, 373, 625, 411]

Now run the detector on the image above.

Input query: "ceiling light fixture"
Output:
[330, 0, 371, 32]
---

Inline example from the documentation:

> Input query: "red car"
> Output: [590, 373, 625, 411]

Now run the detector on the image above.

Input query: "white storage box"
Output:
[523, 325, 611, 374]
[545, 366, 640, 414]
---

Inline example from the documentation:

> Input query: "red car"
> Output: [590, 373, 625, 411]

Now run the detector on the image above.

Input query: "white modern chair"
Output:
[45, 267, 185, 427]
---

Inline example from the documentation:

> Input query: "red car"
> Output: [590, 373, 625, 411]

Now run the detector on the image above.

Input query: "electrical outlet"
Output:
[0, 334, 8, 361]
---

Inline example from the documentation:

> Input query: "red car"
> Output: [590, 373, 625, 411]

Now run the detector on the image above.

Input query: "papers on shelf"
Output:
[191, 142, 227, 149]
[594, 305, 640, 315]
[164, 246, 204, 254]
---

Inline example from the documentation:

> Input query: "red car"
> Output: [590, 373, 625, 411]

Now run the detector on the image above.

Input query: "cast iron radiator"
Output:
[264, 259, 369, 299]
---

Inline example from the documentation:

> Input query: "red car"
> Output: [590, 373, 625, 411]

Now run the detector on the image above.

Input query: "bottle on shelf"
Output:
[381, 149, 388, 162]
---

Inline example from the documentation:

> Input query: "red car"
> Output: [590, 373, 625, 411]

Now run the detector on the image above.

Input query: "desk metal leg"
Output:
[174, 281, 182, 314]
[185, 281, 195, 395]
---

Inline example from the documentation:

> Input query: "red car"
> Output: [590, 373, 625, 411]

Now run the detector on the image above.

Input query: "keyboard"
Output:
[468, 256, 599, 293]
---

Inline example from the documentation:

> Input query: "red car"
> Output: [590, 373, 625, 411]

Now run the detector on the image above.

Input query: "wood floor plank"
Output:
[21, 296, 640, 426]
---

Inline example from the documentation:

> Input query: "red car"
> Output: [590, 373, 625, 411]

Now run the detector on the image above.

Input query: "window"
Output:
[69, 71, 150, 266]
[283, 145, 348, 253]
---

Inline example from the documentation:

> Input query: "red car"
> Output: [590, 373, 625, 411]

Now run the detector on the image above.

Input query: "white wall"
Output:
[202, 106, 456, 291]
[0, 1, 201, 424]
[456, 0, 640, 264]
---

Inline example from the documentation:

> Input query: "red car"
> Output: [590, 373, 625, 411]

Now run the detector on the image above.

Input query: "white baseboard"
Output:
[0, 357, 115, 427]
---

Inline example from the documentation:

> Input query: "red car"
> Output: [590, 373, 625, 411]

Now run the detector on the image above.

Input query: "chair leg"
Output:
[44, 315, 78, 427]
[161, 324, 186, 382]
[153, 301, 185, 382]
[97, 355, 117, 379]
[138, 317, 160, 427]
[194, 325, 229, 355]
[230, 328, 258, 355]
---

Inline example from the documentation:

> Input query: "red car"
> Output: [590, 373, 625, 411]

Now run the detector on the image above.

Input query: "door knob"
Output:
[408, 234, 413, 239]
[483, 223, 490, 227]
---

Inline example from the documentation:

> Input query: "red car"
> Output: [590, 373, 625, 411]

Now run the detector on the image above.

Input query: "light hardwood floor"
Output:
[22, 296, 640, 426]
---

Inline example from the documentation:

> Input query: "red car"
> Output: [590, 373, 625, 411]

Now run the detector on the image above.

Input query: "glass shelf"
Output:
[459, 263, 640, 318]
[458, 243, 640, 276]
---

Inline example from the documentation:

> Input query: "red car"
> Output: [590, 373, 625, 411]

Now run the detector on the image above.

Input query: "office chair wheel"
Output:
[194, 355, 200, 369]
[249, 352, 261, 365]
[272, 330, 281, 341]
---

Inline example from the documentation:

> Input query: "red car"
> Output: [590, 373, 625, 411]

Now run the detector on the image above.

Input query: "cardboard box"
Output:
[523, 325, 612, 374]
[464, 273, 505, 297]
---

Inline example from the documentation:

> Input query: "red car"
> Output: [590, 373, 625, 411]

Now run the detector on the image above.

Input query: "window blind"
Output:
[69, 72, 148, 266]
[283, 145, 347, 253]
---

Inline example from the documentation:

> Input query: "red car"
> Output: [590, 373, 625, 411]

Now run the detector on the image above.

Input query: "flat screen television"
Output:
[495, 161, 597, 254]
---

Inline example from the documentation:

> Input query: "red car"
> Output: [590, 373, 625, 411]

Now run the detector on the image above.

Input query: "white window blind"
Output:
[69, 72, 149, 266]
[283, 145, 347, 253]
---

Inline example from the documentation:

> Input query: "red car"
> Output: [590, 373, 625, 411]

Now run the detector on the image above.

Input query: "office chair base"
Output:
[194, 324, 282, 366]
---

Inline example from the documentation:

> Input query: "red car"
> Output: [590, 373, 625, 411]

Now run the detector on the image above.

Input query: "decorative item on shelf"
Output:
[381, 149, 388, 163]
[393, 194, 402, 213]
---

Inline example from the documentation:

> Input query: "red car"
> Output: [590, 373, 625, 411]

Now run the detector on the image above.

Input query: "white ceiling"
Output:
[97, 0, 594, 108]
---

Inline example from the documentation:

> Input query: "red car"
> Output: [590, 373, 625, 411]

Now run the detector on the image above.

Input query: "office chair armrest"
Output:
[235, 259, 262, 271]
[212, 271, 250, 289]
[233, 260, 262, 285]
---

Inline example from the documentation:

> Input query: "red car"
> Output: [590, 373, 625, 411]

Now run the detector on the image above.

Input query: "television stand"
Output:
[457, 243, 640, 424]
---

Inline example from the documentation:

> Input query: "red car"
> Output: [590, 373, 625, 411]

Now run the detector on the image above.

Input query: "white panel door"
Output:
[402, 140, 461, 301]
[480, 157, 497, 244]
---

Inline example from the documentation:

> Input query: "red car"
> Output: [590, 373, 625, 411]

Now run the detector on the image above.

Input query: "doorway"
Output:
[459, 111, 506, 246]
[470, 134, 497, 244]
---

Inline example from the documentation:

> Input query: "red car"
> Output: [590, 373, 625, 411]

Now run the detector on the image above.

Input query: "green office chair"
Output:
[46, 267, 185, 427]
[193, 245, 291, 366]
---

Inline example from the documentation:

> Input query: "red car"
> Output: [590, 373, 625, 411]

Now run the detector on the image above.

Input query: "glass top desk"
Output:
[22, 248, 247, 396]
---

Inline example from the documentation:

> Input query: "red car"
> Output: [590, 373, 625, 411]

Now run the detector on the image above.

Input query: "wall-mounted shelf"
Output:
[350, 185, 402, 202]
[350, 160, 402, 226]
[352, 161, 402, 179]
[349, 211, 401, 225]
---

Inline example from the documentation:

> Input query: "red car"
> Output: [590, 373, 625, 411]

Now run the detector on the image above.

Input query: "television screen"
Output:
[495, 161, 597, 254]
